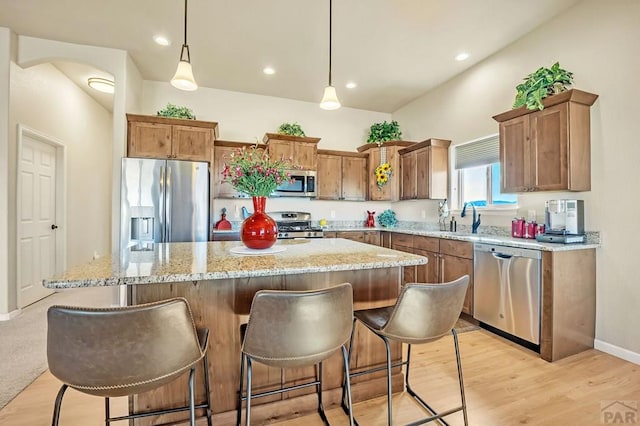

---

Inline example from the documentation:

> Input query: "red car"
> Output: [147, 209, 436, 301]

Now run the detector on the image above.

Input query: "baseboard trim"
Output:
[0, 309, 22, 321]
[595, 339, 640, 365]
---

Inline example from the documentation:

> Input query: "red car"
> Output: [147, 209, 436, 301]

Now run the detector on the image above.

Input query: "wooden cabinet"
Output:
[317, 150, 368, 201]
[540, 249, 596, 362]
[262, 133, 320, 170]
[126, 114, 218, 163]
[390, 233, 474, 315]
[212, 140, 263, 199]
[324, 230, 380, 246]
[493, 89, 598, 193]
[357, 141, 414, 201]
[398, 138, 451, 200]
[438, 239, 474, 315]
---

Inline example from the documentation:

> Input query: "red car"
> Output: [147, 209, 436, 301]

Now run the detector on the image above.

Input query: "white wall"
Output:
[393, 0, 640, 359]
[142, 81, 391, 152]
[142, 81, 394, 222]
[0, 28, 15, 316]
[8, 62, 113, 310]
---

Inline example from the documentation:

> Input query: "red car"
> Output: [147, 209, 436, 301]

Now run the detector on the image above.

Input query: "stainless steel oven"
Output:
[270, 211, 324, 239]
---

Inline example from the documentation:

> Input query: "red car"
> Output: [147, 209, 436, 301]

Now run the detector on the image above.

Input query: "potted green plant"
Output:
[513, 62, 574, 111]
[156, 103, 196, 119]
[277, 123, 306, 137]
[367, 120, 402, 146]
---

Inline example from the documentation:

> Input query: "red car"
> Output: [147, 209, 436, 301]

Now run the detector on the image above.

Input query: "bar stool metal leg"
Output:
[237, 352, 246, 426]
[317, 361, 329, 425]
[202, 352, 213, 426]
[245, 357, 253, 426]
[188, 367, 196, 426]
[51, 384, 68, 426]
[341, 345, 355, 426]
[104, 397, 110, 425]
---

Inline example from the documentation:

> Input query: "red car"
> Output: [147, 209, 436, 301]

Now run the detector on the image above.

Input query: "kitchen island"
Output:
[44, 238, 427, 425]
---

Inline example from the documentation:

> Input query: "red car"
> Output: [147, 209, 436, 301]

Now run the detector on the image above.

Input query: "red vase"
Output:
[241, 196, 278, 249]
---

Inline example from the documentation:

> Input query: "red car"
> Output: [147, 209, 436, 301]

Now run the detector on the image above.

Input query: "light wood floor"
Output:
[1, 329, 638, 425]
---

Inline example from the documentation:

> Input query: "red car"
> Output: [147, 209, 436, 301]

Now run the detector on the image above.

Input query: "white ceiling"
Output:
[0, 0, 583, 113]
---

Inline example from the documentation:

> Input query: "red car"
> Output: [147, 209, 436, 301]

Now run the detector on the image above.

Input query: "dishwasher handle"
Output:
[492, 252, 517, 260]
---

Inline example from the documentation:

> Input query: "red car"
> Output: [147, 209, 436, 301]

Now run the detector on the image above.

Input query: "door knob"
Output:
[51, 224, 58, 230]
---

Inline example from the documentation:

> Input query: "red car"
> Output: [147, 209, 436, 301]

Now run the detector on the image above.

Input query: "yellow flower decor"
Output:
[375, 162, 392, 188]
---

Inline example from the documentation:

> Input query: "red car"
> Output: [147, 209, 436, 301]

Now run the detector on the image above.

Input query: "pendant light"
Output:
[320, 0, 340, 110]
[171, 0, 198, 91]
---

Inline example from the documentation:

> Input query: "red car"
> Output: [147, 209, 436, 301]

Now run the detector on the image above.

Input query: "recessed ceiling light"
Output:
[346, 82, 357, 89]
[455, 52, 470, 61]
[263, 67, 276, 75]
[87, 77, 115, 94]
[153, 35, 170, 46]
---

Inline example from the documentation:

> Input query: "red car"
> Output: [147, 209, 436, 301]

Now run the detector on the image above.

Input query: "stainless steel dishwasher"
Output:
[473, 243, 542, 346]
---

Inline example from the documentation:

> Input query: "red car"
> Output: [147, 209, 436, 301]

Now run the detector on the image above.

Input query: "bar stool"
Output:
[237, 283, 355, 426]
[47, 297, 213, 426]
[344, 275, 470, 426]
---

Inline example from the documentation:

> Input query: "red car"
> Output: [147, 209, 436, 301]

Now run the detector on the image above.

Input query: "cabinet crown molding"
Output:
[262, 133, 321, 144]
[126, 113, 219, 137]
[492, 89, 599, 123]
[398, 138, 451, 155]
[356, 141, 415, 153]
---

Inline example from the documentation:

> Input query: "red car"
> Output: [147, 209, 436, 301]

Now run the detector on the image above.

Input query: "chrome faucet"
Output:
[461, 202, 481, 234]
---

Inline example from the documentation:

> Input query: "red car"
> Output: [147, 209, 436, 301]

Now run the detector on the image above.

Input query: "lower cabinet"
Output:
[324, 230, 380, 246]
[439, 239, 474, 316]
[390, 233, 474, 315]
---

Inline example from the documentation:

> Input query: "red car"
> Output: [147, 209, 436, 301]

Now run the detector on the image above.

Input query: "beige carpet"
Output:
[0, 287, 115, 409]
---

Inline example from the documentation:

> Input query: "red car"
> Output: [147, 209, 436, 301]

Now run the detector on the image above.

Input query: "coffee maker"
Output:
[536, 199, 585, 243]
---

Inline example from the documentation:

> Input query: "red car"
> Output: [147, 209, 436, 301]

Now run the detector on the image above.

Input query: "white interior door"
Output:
[18, 134, 58, 307]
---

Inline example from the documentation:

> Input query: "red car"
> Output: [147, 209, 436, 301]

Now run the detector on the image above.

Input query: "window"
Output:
[453, 135, 517, 210]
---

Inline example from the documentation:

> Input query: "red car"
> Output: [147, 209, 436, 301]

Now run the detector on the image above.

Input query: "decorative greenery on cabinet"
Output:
[277, 122, 306, 137]
[513, 62, 574, 111]
[366, 120, 402, 146]
[156, 103, 196, 119]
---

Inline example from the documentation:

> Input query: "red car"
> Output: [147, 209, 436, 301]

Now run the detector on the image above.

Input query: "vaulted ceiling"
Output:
[0, 0, 583, 112]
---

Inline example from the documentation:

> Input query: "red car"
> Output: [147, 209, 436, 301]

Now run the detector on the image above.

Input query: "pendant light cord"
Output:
[328, 0, 333, 86]
[179, 0, 191, 63]
[184, 0, 188, 45]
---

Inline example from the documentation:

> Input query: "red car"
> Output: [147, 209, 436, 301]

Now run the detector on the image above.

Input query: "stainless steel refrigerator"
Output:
[120, 158, 209, 251]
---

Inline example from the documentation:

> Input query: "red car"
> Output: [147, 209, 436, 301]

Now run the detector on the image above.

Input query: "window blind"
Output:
[454, 134, 500, 169]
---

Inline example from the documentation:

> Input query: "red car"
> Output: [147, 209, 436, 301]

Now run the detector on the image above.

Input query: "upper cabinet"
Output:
[126, 114, 218, 163]
[317, 150, 368, 201]
[262, 133, 320, 170]
[212, 140, 263, 199]
[493, 89, 598, 193]
[398, 138, 451, 200]
[358, 141, 414, 201]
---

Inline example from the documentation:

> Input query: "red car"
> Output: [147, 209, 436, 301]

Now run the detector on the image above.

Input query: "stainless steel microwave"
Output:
[273, 170, 316, 197]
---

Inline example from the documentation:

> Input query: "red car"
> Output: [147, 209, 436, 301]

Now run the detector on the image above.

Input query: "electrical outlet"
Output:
[93, 250, 100, 260]
[330, 210, 336, 219]
[528, 210, 536, 221]
[421, 210, 426, 219]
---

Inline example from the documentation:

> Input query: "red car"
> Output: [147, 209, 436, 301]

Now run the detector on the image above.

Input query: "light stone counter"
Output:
[43, 238, 427, 289]
[323, 226, 600, 251]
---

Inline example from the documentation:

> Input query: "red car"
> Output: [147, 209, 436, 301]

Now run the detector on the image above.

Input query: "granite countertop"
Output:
[322, 226, 600, 252]
[43, 239, 427, 289]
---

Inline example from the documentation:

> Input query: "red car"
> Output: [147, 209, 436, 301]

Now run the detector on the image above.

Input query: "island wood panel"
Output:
[540, 249, 596, 362]
[129, 267, 404, 425]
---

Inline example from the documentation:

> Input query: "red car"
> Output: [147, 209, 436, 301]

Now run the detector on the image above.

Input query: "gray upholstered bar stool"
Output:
[47, 297, 212, 426]
[237, 283, 355, 426]
[343, 275, 470, 426]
